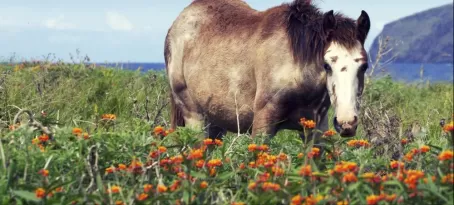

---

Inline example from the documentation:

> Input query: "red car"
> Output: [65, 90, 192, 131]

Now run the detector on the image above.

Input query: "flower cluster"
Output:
[153, 126, 174, 137]
[346, 139, 370, 148]
[72, 127, 90, 139]
[404, 145, 431, 161]
[300, 118, 316, 129]
[101, 114, 117, 120]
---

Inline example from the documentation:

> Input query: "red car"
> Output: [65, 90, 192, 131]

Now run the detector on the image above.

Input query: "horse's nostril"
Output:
[349, 116, 358, 126]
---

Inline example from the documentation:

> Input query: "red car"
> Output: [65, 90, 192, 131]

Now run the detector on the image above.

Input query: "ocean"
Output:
[94, 62, 454, 83]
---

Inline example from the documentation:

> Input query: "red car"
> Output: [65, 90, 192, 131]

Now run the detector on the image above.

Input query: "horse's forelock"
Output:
[286, 0, 362, 68]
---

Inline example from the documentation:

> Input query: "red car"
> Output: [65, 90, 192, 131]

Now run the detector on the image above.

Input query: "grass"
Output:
[0, 61, 453, 205]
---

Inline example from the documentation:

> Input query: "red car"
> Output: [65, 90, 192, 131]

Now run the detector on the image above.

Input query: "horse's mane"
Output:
[286, 0, 359, 67]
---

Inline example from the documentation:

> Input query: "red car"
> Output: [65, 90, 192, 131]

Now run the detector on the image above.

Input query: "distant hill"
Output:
[369, 3, 453, 64]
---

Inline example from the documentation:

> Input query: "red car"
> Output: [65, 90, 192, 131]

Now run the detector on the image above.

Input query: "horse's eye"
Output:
[360, 63, 369, 71]
[324, 63, 332, 71]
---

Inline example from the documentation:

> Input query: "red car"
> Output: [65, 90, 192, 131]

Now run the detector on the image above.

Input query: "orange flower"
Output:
[105, 166, 115, 174]
[403, 170, 425, 190]
[248, 182, 257, 190]
[337, 200, 349, 205]
[342, 172, 358, 183]
[300, 118, 316, 129]
[308, 147, 320, 158]
[209, 168, 216, 176]
[203, 139, 223, 146]
[170, 155, 184, 164]
[158, 146, 167, 153]
[278, 153, 287, 161]
[101, 114, 116, 120]
[258, 144, 269, 152]
[231, 202, 246, 205]
[390, 160, 405, 169]
[38, 134, 49, 142]
[297, 153, 304, 159]
[438, 150, 453, 161]
[401, 138, 408, 145]
[385, 194, 396, 202]
[82, 132, 90, 139]
[299, 165, 312, 176]
[115, 200, 125, 205]
[195, 159, 205, 168]
[272, 166, 285, 176]
[143, 184, 153, 192]
[207, 159, 222, 168]
[55, 187, 63, 192]
[443, 121, 454, 132]
[324, 129, 336, 137]
[154, 126, 165, 135]
[137, 193, 148, 201]
[248, 144, 257, 152]
[108, 185, 121, 194]
[170, 180, 181, 191]
[333, 161, 358, 173]
[187, 149, 204, 160]
[117, 164, 127, 171]
[128, 159, 143, 174]
[72, 127, 82, 135]
[442, 173, 454, 184]
[420, 145, 430, 153]
[404, 152, 413, 161]
[38, 169, 49, 177]
[35, 188, 46, 198]
[157, 184, 168, 193]
[200, 181, 208, 189]
[291, 194, 303, 205]
[261, 182, 281, 191]
[366, 194, 381, 205]
[257, 172, 270, 183]
[305, 195, 325, 205]
[346, 139, 370, 148]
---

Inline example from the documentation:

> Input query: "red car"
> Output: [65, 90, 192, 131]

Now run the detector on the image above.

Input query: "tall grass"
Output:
[0, 62, 452, 205]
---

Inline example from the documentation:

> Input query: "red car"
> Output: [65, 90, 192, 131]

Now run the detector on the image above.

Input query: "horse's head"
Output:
[321, 10, 371, 137]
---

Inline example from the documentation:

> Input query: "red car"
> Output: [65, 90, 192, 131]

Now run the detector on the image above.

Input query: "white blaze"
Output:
[325, 41, 364, 124]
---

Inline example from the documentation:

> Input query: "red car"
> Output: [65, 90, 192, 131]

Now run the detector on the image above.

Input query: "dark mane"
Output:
[286, 0, 359, 67]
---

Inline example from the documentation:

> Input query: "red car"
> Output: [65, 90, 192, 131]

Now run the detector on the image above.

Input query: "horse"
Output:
[164, 0, 371, 146]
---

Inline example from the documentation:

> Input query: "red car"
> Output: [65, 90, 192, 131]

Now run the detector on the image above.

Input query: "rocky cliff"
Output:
[368, 4, 453, 64]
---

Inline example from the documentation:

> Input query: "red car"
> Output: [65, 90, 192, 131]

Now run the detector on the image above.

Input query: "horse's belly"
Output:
[205, 98, 255, 133]
[186, 81, 255, 133]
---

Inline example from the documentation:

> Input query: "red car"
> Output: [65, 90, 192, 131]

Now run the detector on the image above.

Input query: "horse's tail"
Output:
[169, 93, 185, 130]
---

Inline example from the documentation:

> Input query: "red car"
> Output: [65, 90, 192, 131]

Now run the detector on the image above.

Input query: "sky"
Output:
[0, 0, 452, 63]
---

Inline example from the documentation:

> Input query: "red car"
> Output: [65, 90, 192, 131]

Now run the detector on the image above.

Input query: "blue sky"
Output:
[0, 0, 452, 63]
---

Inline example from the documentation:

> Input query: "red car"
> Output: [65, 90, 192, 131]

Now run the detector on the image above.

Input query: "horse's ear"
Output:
[323, 10, 336, 38]
[356, 10, 370, 44]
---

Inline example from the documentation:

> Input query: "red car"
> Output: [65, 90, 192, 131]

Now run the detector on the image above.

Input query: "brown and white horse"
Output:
[164, 0, 371, 144]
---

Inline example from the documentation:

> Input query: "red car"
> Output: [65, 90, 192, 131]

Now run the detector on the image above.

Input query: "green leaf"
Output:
[11, 190, 40, 202]
[190, 171, 207, 179]
[217, 171, 235, 181]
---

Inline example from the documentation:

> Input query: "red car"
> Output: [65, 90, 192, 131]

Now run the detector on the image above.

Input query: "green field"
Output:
[0, 61, 453, 205]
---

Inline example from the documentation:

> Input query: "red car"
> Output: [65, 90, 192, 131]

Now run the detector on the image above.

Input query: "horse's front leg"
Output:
[250, 102, 281, 143]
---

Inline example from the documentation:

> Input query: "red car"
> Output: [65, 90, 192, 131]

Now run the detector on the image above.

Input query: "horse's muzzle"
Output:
[333, 116, 358, 137]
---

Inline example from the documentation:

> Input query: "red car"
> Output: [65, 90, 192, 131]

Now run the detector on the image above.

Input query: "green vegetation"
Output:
[0, 62, 453, 205]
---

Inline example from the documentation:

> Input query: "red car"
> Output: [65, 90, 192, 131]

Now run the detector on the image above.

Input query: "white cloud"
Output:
[105, 11, 134, 31]
[43, 15, 76, 30]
